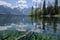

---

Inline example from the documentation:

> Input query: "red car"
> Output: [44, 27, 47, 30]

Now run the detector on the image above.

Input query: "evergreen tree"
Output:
[55, 0, 58, 14]
[43, 0, 46, 15]
[32, 6, 34, 16]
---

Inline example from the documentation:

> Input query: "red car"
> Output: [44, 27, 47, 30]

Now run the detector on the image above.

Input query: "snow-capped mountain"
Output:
[0, 5, 31, 15]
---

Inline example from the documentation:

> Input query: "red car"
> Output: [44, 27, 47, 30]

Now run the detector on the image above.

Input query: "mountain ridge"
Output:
[0, 5, 31, 15]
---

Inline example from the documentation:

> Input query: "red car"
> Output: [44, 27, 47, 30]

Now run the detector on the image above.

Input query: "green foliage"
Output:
[30, 8, 43, 16]
[30, 0, 60, 16]
[0, 30, 26, 40]
[30, 33, 58, 40]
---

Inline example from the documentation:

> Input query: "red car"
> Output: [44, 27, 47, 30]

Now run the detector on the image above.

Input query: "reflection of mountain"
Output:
[0, 15, 32, 26]
[0, 5, 31, 15]
[0, 23, 27, 31]
[0, 23, 32, 31]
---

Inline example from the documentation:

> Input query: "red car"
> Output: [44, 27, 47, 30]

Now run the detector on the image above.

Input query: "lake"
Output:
[0, 15, 60, 40]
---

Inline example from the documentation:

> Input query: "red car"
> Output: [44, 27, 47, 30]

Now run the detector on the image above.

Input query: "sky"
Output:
[0, 0, 59, 9]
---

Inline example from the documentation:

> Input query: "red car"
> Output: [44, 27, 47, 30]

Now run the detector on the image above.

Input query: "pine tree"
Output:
[32, 6, 34, 16]
[43, 0, 46, 15]
[55, 0, 58, 14]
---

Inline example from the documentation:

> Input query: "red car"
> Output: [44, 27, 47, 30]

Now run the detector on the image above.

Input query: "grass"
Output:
[0, 30, 26, 40]
[30, 33, 58, 40]
[0, 30, 58, 40]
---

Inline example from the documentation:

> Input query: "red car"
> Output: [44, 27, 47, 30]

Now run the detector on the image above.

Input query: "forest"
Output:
[30, 0, 60, 17]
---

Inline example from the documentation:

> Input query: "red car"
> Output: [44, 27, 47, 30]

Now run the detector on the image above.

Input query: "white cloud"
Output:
[17, 0, 28, 9]
[0, 1, 13, 8]
[32, 0, 43, 9]
[33, 0, 43, 3]
[33, 5, 39, 8]
[18, 0, 27, 4]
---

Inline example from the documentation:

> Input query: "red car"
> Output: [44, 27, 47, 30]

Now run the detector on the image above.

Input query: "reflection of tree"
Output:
[52, 17, 57, 33]
[30, 15, 58, 32]
[31, 6, 34, 25]
[42, 17, 45, 30]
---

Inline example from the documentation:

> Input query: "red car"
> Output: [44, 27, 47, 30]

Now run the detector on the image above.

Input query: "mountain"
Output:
[22, 8, 31, 15]
[0, 5, 31, 15]
[0, 5, 13, 14]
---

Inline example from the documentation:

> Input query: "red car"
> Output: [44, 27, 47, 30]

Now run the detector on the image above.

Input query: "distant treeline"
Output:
[30, 0, 60, 16]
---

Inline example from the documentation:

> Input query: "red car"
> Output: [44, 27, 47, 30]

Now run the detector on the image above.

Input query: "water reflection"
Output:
[30, 16, 60, 35]
[0, 26, 11, 30]
[0, 15, 32, 26]
[0, 15, 60, 35]
[0, 15, 34, 31]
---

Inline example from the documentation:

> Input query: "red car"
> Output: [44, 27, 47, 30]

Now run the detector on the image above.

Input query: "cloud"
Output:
[32, 0, 43, 8]
[33, 5, 39, 8]
[33, 0, 43, 3]
[17, 0, 28, 9]
[0, 1, 13, 8]
[18, 0, 27, 4]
